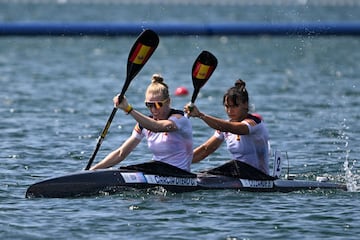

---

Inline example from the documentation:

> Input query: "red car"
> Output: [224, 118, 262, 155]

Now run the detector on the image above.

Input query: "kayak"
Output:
[25, 160, 347, 198]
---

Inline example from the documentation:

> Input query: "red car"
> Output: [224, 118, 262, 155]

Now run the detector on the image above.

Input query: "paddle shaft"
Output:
[85, 107, 117, 170]
[85, 73, 133, 171]
[190, 88, 200, 104]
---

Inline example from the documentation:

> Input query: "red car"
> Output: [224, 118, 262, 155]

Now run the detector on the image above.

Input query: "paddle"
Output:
[190, 50, 218, 105]
[85, 29, 159, 170]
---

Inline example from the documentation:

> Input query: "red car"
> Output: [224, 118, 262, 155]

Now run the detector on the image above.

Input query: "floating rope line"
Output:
[1, 0, 360, 6]
[1, 22, 360, 36]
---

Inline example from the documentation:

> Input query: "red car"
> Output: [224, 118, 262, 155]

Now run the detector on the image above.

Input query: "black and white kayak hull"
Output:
[25, 161, 347, 198]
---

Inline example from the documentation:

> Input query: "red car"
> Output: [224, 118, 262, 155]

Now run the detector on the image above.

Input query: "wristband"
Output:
[124, 104, 133, 114]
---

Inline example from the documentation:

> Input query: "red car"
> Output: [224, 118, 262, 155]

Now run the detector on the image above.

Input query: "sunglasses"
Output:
[145, 99, 169, 109]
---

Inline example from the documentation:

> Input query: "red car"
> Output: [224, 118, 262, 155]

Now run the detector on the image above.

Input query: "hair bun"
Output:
[234, 79, 246, 88]
[151, 74, 164, 84]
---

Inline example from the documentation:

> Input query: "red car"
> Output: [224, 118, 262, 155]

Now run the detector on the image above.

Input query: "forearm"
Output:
[90, 137, 139, 170]
[90, 149, 125, 170]
[192, 145, 210, 163]
[128, 109, 176, 132]
[198, 113, 230, 132]
[192, 136, 221, 163]
[116, 98, 161, 131]
[129, 110, 158, 130]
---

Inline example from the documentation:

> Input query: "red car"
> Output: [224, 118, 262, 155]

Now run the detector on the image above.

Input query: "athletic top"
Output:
[131, 109, 193, 171]
[214, 114, 270, 174]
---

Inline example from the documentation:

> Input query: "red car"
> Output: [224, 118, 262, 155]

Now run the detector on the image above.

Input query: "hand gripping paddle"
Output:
[85, 29, 159, 170]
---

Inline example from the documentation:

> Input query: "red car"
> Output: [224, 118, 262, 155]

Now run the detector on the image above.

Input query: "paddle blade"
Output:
[191, 50, 218, 103]
[120, 29, 159, 98]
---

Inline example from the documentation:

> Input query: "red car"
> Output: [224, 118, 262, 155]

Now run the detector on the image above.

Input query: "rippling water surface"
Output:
[1, 1, 360, 239]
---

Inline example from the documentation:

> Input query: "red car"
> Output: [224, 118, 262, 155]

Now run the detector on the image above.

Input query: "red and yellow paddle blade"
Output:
[129, 41, 156, 65]
[120, 29, 159, 99]
[191, 51, 218, 103]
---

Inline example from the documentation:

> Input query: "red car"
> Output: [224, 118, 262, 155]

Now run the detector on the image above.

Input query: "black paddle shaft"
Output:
[191, 50, 218, 103]
[85, 29, 159, 170]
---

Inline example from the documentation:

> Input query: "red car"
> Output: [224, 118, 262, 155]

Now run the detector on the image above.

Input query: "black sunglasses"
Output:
[145, 99, 169, 109]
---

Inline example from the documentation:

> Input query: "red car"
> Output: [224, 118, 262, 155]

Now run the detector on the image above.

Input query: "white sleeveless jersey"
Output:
[214, 116, 270, 174]
[131, 111, 193, 172]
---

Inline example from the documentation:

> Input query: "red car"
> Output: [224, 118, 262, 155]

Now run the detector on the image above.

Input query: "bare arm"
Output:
[192, 136, 223, 163]
[129, 110, 179, 133]
[185, 104, 249, 135]
[116, 95, 178, 133]
[199, 113, 249, 135]
[90, 136, 141, 170]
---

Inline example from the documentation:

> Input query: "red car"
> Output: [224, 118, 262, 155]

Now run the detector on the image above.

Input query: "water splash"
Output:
[341, 119, 359, 192]
[343, 151, 359, 192]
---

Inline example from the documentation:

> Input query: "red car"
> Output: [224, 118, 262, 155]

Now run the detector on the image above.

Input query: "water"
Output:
[1, 1, 360, 239]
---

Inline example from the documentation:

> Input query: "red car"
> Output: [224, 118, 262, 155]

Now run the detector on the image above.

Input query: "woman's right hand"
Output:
[113, 95, 129, 111]
[184, 103, 201, 118]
